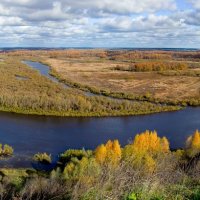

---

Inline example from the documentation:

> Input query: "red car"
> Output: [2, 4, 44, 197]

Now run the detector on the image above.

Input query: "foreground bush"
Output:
[95, 140, 121, 165]
[186, 130, 200, 157]
[0, 130, 200, 199]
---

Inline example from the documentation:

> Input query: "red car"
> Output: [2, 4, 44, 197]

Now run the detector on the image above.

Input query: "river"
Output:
[0, 61, 199, 168]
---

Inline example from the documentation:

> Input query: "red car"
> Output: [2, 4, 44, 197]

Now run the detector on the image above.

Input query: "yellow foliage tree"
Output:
[123, 130, 170, 173]
[95, 140, 121, 166]
[161, 137, 170, 153]
[132, 130, 169, 154]
[186, 130, 200, 157]
[95, 144, 107, 164]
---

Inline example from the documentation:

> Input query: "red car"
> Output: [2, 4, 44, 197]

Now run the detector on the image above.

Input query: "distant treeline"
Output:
[3, 49, 200, 61]
[108, 51, 200, 61]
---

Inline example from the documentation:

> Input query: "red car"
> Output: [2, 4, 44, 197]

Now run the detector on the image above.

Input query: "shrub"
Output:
[33, 153, 52, 164]
[186, 130, 200, 157]
[126, 192, 137, 200]
[129, 62, 188, 72]
[59, 149, 92, 166]
[3, 144, 14, 156]
[0, 144, 14, 156]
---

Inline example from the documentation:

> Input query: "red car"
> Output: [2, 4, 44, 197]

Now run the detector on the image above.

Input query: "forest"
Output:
[0, 130, 200, 199]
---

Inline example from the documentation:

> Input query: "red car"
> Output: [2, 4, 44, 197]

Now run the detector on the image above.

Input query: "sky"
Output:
[0, 0, 200, 48]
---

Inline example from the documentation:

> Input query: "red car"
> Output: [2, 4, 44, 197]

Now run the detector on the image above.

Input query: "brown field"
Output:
[44, 57, 200, 102]
[1, 49, 200, 105]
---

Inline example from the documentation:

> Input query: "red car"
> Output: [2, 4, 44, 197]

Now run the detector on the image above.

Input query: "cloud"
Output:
[1, 0, 177, 14]
[0, 16, 25, 26]
[60, 0, 177, 15]
[184, 11, 200, 26]
[23, 2, 71, 21]
[188, 0, 200, 10]
[0, 0, 177, 22]
[0, 0, 199, 48]
[101, 14, 184, 33]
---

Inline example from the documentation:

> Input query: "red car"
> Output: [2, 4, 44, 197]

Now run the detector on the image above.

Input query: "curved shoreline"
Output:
[37, 60, 200, 107]
[0, 59, 178, 117]
[0, 104, 182, 118]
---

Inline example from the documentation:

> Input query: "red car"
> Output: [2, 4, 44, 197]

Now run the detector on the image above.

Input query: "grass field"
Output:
[41, 51, 200, 106]
[0, 49, 200, 116]
[0, 52, 181, 116]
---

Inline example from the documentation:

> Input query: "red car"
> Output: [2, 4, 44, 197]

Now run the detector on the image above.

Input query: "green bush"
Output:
[59, 149, 92, 166]
[190, 190, 200, 200]
[33, 153, 52, 164]
[126, 193, 137, 200]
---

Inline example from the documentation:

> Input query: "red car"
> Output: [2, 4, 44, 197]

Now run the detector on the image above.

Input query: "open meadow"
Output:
[1, 49, 193, 116]
[8, 49, 200, 106]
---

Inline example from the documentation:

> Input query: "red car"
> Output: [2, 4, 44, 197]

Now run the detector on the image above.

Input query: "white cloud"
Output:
[101, 14, 184, 33]
[0, 16, 24, 26]
[60, 0, 177, 14]
[0, 0, 200, 48]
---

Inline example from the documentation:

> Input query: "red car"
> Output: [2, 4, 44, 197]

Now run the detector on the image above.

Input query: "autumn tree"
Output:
[131, 130, 169, 153]
[123, 130, 170, 172]
[186, 130, 200, 157]
[95, 140, 121, 166]
[95, 144, 107, 164]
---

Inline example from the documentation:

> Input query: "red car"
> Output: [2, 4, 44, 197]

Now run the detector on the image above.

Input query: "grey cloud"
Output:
[100, 14, 183, 33]
[184, 11, 200, 26]
[0, 0, 177, 21]
[1, 0, 53, 9]
[187, 0, 200, 10]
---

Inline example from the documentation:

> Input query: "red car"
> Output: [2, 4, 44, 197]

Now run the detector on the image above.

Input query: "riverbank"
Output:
[0, 104, 182, 117]
[49, 67, 200, 107]
[0, 56, 182, 117]
[38, 51, 200, 107]
[30, 58, 200, 107]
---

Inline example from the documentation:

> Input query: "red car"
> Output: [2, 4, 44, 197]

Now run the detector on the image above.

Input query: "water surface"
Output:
[0, 107, 199, 167]
[23, 61, 62, 84]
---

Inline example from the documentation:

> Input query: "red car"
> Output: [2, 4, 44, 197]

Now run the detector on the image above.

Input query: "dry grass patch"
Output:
[44, 58, 200, 102]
